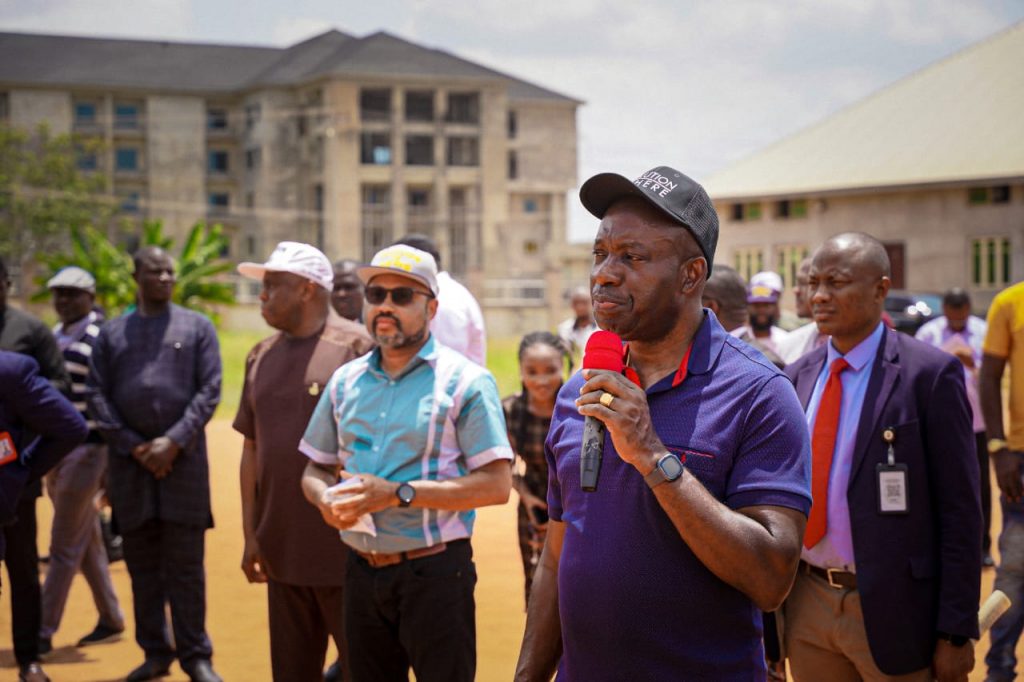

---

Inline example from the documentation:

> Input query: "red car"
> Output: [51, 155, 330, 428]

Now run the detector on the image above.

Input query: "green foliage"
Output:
[33, 220, 236, 325]
[172, 222, 236, 324]
[33, 224, 135, 313]
[0, 123, 112, 261]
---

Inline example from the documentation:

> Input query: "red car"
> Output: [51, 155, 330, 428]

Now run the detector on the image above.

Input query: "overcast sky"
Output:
[3, 0, 1023, 241]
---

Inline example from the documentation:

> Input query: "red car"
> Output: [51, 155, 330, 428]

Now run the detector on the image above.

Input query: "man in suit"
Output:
[783, 233, 981, 681]
[88, 247, 222, 682]
[1, 256, 73, 682]
[1, 350, 87, 682]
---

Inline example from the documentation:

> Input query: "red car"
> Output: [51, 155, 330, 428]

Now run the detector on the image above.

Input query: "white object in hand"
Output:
[975, 589, 1012, 647]
[325, 477, 377, 537]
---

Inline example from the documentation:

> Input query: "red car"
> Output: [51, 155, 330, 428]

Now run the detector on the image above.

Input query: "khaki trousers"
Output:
[785, 570, 931, 682]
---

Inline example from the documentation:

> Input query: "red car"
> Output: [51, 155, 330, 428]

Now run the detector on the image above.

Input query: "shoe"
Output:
[126, 659, 173, 682]
[983, 553, 997, 568]
[182, 659, 223, 682]
[324, 659, 341, 682]
[38, 637, 52, 657]
[19, 662, 50, 682]
[76, 622, 125, 647]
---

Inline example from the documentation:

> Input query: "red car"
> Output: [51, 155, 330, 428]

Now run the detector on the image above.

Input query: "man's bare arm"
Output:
[239, 438, 266, 582]
[515, 519, 565, 681]
[980, 353, 1020, 501]
[578, 369, 806, 611]
[323, 459, 512, 526]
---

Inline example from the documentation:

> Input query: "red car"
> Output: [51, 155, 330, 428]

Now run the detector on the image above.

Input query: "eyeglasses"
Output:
[364, 285, 435, 306]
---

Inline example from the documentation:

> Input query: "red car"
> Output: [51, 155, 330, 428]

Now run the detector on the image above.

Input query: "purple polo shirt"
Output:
[546, 311, 811, 681]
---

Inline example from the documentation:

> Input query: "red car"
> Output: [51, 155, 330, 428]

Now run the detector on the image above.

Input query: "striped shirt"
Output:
[54, 310, 102, 438]
[300, 335, 512, 554]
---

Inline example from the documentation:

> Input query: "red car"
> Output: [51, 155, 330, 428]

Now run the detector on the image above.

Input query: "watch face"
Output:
[659, 454, 684, 480]
[397, 483, 415, 505]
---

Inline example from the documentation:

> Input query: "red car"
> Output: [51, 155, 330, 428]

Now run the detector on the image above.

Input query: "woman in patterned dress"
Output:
[502, 332, 571, 606]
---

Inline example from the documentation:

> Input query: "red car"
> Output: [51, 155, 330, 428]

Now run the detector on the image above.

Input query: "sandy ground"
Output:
[0, 418, 1017, 680]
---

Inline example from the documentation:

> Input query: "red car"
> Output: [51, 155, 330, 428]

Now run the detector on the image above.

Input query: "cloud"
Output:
[0, 0, 194, 40]
[270, 16, 334, 46]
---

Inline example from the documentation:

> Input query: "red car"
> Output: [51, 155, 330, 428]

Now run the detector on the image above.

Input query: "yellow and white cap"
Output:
[357, 244, 439, 296]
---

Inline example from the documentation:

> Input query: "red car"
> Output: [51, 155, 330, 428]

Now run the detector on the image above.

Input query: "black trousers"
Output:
[344, 540, 476, 682]
[268, 579, 348, 682]
[977, 430, 993, 554]
[121, 520, 212, 668]
[2, 495, 40, 666]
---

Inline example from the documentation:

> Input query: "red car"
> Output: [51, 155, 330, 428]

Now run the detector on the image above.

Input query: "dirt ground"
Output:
[0, 418, 1017, 680]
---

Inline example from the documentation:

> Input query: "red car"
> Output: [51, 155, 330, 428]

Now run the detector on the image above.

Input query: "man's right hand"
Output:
[241, 538, 267, 583]
[993, 450, 1023, 502]
[316, 490, 354, 530]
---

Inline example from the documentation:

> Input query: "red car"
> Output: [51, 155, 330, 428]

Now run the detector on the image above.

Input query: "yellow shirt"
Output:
[984, 281, 1024, 450]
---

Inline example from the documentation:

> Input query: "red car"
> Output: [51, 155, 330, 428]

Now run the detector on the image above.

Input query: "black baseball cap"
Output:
[580, 165, 719, 277]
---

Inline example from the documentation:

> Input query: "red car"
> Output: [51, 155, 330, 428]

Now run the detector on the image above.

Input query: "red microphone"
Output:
[580, 331, 623, 492]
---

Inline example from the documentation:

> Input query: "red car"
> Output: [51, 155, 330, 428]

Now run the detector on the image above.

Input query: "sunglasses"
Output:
[365, 285, 435, 306]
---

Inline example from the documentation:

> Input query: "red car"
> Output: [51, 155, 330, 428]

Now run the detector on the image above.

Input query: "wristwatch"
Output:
[644, 453, 684, 489]
[988, 438, 1009, 455]
[936, 630, 970, 647]
[396, 482, 416, 508]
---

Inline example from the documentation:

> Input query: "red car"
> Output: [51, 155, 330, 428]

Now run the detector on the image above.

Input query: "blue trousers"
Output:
[986, 502, 1024, 681]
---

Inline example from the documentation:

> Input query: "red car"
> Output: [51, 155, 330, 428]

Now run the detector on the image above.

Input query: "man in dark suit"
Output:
[783, 233, 981, 681]
[1, 350, 87, 682]
[88, 247, 222, 682]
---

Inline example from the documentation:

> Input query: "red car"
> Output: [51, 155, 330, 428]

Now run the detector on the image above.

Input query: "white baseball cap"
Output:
[237, 241, 334, 291]
[357, 244, 439, 296]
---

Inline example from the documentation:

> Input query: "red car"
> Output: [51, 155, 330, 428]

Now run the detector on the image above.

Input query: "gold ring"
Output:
[599, 392, 615, 408]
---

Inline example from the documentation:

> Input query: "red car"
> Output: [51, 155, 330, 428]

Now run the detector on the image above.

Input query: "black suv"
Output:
[884, 290, 943, 335]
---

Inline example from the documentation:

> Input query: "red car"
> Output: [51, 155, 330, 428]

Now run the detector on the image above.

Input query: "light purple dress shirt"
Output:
[915, 315, 987, 433]
[802, 321, 885, 572]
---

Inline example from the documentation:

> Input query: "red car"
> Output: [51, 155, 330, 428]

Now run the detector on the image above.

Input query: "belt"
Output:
[801, 560, 857, 590]
[354, 541, 449, 568]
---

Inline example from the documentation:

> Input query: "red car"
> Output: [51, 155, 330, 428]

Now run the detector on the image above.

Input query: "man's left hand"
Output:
[933, 639, 974, 682]
[576, 368, 663, 474]
[326, 471, 399, 525]
[146, 436, 181, 479]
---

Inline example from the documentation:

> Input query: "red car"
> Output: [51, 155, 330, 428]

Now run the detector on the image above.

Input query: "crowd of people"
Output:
[0, 163, 1022, 682]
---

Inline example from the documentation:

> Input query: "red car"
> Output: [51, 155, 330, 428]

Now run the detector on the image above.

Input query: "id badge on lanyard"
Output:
[0, 431, 18, 466]
[877, 426, 909, 514]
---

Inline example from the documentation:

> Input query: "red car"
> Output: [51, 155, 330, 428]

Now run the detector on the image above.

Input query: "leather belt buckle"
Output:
[358, 542, 447, 568]
[826, 567, 846, 590]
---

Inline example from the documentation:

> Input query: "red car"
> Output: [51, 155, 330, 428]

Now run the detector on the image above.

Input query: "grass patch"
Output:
[216, 328, 269, 420]
[488, 336, 522, 399]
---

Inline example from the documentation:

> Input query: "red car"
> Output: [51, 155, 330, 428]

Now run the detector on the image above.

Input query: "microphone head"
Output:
[583, 330, 624, 372]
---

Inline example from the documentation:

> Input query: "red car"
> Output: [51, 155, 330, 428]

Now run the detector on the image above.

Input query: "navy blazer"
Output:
[785, 326, 982, 675]
[0, 351, 87, 558]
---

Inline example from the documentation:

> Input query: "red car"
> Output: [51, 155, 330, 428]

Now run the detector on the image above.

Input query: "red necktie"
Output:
[804, 357, 850, 549]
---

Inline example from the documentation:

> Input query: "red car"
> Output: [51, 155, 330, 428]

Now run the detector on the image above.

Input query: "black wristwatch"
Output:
[644, 453, 684, 489]
[936, 631, 970, 647]
[396, 482, 416, 508]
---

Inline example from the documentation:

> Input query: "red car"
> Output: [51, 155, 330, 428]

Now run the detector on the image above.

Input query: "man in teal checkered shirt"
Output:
[300, 244, 512, 682]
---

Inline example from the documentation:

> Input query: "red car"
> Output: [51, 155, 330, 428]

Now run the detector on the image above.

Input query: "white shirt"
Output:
[431, 271, 487, 366]
[915, 315, 987, 433]
[729, 325, 789, 357]
[777, 322, 826, 365]
[557, 316, 598, 364]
